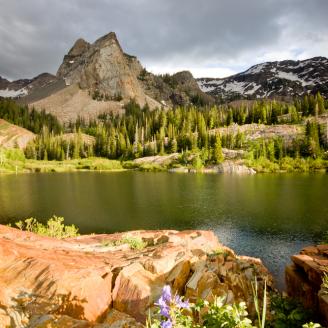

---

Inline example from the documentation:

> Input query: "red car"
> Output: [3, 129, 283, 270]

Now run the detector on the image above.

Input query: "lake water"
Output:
[0, 171, 327, 289]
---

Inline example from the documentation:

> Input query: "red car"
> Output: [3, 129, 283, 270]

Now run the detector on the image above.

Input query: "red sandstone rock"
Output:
[0, 225, 271, 327]
[286, 244, 328, 325]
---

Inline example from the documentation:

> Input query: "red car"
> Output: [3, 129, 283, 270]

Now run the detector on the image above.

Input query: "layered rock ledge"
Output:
[286, 244, 328, 325]
[0, 225, 272, 327]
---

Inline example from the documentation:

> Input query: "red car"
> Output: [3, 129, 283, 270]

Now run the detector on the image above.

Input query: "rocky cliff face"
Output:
[198, 57, 328, 101]
[56, 32, 147, 103]
[139, 70, 214, 106]
[0, 225, 272, 327]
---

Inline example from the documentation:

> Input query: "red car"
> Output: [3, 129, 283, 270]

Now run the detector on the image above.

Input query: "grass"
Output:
[101, 235, 147, 250]
[321, 271, 328, 293]
[209, 247, 230, 259]
[0, 151, 125, 173]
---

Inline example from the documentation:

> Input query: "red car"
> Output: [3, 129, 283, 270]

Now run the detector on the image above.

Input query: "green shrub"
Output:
[101, 235, 147, 250]
[199, 298, 254, 328]
[2, 148, 26, 162]
[266, 293, 316, 328]
[122, 161, 140, 169]
[14, 216, 79, 239]
[138, 163, 166, 172]
[121, 236, 147, 250]
[76, 158, 123, 170]
[321, 271, 328, 293]
[191, 154, 204, 171]
[245, 157, 279, 173]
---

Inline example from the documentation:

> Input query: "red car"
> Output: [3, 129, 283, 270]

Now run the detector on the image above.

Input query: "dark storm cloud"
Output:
[0, 0, 328, 79]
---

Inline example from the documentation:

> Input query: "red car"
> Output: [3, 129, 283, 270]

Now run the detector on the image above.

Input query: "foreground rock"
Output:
[286, 245, 328, 325]
[0, 225, 272, 327]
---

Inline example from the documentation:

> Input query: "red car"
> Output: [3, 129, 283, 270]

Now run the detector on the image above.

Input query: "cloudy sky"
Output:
[1, 0, 328, 80]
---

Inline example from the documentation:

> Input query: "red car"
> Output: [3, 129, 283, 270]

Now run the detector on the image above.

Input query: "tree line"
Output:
[0, 94, 327, 163]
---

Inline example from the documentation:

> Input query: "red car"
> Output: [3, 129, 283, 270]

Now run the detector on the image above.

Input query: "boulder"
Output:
[0, 225, 272, 327]
[286, 244, 328, 324]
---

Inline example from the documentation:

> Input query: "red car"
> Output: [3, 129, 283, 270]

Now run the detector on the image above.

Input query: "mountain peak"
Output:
[68, 38, 90, 57]
[56, 31, 150, 103]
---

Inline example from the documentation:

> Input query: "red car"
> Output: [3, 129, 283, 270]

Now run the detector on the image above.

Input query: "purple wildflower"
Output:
[156, 285, 190, 327]
[160, 319, 173, 328]
[161, 285, 172, 302]
[159, 303, 170, 318]
[174, 295, 189, 309]
[156, 285, 172, 319]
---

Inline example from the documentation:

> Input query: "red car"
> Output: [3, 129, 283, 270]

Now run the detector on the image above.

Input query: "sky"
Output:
[0, 0, 328, 80]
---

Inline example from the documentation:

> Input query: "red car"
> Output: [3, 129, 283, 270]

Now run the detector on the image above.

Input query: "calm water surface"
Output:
[0, 171, 327, 289]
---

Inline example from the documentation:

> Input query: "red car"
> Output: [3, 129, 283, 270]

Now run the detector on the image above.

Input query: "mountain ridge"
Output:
[0, 32, 327, 123]
[197, 56, 328, 101]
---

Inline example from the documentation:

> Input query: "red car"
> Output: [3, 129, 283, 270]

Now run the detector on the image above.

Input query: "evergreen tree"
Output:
[212, 134, 224, 164]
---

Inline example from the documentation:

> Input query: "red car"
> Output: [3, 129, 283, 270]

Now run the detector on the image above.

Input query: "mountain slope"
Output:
[0, 119, 35, 149]
[0, 73, 57, 98]
[197, 57, 328, 101]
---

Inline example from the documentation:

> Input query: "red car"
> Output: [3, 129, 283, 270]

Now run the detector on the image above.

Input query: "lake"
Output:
[0, 171, 327, 289]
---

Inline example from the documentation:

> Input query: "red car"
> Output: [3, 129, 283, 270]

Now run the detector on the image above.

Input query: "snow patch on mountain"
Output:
[197, 79, 224, 92]
[242, 63, 268, 75]
[0, 88, 28, 98]
[275, 71, 313, 86]
[244, 82, 261, 95]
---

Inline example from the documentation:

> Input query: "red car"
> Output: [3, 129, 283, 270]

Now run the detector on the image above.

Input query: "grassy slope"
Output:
[0, 119, 35, 149]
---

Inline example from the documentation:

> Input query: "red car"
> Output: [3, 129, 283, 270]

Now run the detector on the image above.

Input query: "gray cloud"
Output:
[0, 0, 328, 80]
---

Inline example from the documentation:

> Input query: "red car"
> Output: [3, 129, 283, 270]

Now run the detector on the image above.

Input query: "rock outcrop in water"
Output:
[0, 225, 272, 327]
[286, 245, 328, 325]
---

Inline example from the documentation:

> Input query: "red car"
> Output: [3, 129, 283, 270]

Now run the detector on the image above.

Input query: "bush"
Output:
[14, 216, 79, 239]
[0, 148, 26, 172]
[101, 235, 147, 250]
[138, 163, 166, 172]
[76, 158, 123, 170]
[191, 154, 204, 171]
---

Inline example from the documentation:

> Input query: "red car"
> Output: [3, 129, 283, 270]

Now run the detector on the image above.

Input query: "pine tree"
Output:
[212, 134, 224, 164]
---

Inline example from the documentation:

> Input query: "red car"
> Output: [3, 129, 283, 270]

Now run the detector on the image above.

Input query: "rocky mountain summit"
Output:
[0, 32, 212, 122]
[198, 57, 328, 101]
[57, 32, 149, 104]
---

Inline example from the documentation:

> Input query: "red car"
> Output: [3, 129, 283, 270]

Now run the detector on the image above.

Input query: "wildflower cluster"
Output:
[148, 285, 192, 328]
[147, 285, 322, 328]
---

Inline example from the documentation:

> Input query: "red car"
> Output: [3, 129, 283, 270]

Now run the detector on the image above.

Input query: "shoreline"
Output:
[0, 158, 327, 175]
